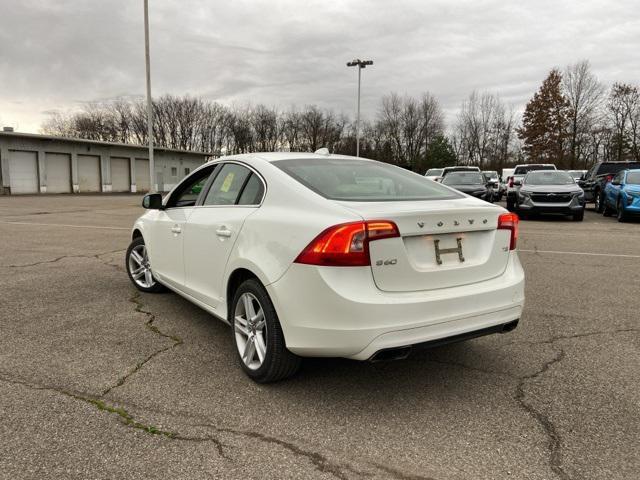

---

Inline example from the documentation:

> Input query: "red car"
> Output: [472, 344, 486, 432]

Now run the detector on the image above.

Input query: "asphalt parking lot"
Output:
[1, 195, 638, 480]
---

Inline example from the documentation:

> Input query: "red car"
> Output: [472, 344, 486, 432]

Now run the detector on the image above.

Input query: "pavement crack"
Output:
[101, 291, 183, 396]
[171, 434, 233, 460]
[514, 347, 569, 480]
[0, 372, 175, 439]
[196, 423, 367, 480]
[196, 423, 433, 480]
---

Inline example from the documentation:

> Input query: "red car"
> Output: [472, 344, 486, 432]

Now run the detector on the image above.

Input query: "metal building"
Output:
[0, 130, 214, 195]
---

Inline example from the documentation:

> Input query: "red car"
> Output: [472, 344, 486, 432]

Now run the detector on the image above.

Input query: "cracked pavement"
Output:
[1, 195, 638, 479]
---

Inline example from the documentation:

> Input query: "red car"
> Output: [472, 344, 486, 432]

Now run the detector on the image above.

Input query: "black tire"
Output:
[617, 200, 628, 222]
[125, 237, 166, 293]
[506, 196, 516, 212]
[602, 200, 614, 217]
[573, 210, 584, 221]
[231, 278, 301, 383]
[594, 190, 604, 213]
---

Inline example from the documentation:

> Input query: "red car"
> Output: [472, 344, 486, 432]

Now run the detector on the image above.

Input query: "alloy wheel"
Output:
[128, 244, 155, 289]
[234, 293, 267, 370]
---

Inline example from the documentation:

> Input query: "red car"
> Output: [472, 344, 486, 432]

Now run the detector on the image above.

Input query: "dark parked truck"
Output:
[580, 161, 640, 212]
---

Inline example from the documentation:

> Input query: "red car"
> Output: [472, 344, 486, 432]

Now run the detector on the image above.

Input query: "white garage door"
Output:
[111, 157, 130, 192]
[77, 155, 101, 192]
[135, 159, 150, 192]
[45, 153, 71, 193]
[8, 151, 38, 194]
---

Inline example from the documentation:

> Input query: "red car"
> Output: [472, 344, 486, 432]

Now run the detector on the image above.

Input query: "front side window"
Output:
[273, 158, 461, 202]
[203, 163, 252, 206]
[167, 166, 215, 208]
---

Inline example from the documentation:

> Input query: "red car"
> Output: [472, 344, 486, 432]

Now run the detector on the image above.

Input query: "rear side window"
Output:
[203, 163, 251, 206]
[626, 172, 640, 184]
[273, 158, 461, 202]
[237, 174, 265, 205]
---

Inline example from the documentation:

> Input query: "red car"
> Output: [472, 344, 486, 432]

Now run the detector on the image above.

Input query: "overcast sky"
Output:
[1, 0, 638, 133]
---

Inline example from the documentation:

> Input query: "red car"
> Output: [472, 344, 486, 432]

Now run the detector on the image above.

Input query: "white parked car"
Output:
[127, 152, 525, 382]
[424, 168, 443, 182]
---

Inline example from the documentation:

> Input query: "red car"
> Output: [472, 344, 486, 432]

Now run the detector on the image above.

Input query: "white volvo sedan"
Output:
[126, 152, 524, 382]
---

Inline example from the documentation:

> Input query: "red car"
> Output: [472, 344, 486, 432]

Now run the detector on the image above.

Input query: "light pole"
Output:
[143, 0, 155, 192]
[346, 59, 373, 157]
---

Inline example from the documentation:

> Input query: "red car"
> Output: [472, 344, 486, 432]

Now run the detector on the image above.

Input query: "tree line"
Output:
[42, 59, 640, 172]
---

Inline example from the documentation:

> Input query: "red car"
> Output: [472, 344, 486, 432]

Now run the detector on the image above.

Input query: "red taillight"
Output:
[605, 174, 614, 183]
[497, 213, 519, 250]
[508, 176, 514, 188]
[295, 220, 400, 267]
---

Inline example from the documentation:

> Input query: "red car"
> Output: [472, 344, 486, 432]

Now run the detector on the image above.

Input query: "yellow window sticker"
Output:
[220, 172, 235, 192]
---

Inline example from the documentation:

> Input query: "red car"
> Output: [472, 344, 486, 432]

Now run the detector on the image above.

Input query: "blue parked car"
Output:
[603, 169, 640, 221]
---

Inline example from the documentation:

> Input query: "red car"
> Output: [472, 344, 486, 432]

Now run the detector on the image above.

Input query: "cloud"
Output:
[0, 0, 638, 133]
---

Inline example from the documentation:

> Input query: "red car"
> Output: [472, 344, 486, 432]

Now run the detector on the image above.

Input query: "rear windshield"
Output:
[442, 172, 485, 185]
[525, 171, 575, 185]
[273, 158, 462, 202]
[597, 163, 640, 175]
[627, 172, 640, 184]
[483, 171, 498, 178]
[514, 165, 556, 175]
[425, 168, 443, 176]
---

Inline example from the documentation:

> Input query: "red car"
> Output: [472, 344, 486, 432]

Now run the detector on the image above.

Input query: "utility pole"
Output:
[346, 59, 373, 157]
[144, 0, 155, 192]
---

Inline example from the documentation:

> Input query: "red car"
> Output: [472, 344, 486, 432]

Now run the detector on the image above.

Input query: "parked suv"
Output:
[506, 164, 556, 211]
[516, 170, 585, 221]
[483, 170, 503, 200]
[440, 166, 480, 180]
[602, 169, 640, 221]
[579, 161, 640, 212]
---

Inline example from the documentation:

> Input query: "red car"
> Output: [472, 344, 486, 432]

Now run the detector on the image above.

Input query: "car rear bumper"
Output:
[266, 253, 525, 360]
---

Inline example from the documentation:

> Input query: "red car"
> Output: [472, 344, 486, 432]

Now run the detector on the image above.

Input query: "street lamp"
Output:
[143, 0, 155, 192]
[346, 59, 373, 157]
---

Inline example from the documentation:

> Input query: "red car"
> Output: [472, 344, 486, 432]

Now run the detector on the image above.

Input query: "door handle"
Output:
[171, 225, 182, 234]
[215, 226, 232, 238]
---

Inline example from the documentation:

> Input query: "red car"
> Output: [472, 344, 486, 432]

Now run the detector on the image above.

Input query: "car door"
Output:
[148, 165, 218, 289]
[183, 162, 265, 308]
[607, 172, 623, 208]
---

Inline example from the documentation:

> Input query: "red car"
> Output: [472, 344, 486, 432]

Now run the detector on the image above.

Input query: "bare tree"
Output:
[608, 83, 640, 161]
[454, 91, 516, 169]
[563, 60, 604, 168]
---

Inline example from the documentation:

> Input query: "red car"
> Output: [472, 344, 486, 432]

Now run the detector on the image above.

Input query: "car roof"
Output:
[515, 163, 556, 167]
[249, 152, 368, 163]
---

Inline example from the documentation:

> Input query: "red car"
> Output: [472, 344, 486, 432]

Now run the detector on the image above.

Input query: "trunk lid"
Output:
[337, 198, 511, 292]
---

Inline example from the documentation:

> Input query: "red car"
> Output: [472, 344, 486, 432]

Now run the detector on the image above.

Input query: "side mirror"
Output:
[142, 193, 163, 210]
[611, 180, 620, 186]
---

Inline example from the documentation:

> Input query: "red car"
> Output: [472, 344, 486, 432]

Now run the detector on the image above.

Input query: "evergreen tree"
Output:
[424, 134, 457, 171]
[518, 69, 570, 165]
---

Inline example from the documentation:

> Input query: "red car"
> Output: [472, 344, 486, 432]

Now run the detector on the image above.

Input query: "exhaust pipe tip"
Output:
[369, 346, 412, 362]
